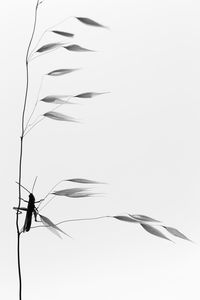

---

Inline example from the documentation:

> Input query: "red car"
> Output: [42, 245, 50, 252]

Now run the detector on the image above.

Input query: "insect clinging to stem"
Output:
[13, 177, 72, 238]
[14, 177, 42, 232]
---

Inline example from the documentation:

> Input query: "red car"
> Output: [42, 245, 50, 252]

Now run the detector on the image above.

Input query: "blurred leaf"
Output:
[163, 226, 192, 242]
[43, 112, 78, 122]
[66, 178, 105, 184]
[39, 214, 72, 238]
[64, 44, 94, 52]
[141, 224, 172, 242]
[36, 42, 64, 53]
[75, 92, 109, 99]
[76, 17, 108, 29]
[113, 215, 138, 223]
[47, 68, 79, 76]
[52, 30, 74, 37]
[41, 96, 68, 104]
[52, 188, 89, 197]
[129, 214, 161, 223]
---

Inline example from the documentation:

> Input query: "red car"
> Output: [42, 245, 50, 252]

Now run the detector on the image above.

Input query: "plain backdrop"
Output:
[1, 0, 200, 299]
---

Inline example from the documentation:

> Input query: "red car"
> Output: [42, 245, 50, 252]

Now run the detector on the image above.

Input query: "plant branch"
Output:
[16, 1, 40, 300]
[31, 215, 112, 229]
[24, 75, 45, 131]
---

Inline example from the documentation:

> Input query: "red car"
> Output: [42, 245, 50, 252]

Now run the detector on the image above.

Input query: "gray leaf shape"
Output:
[76, 17, 108, 29]
[129, 214, 161, 223]
[43, 112, 78, 122]
[113, 215, 138, 223]
[66, 178, 105, 184]
[41, 96, 68, 104]
[37, 42, 64, 53]
[141, 224, 172, 242]
[163, 226, 192, 242]
[52, 188, 89, 196]
[52, 30, 74, 37]
[64, 44, 94, 52]
[47, 68, 79, 76]
[39, 214, 72, 238]
[75, 92, 109, 99]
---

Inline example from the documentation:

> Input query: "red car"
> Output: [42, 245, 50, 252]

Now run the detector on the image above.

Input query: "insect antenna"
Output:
[32, 176, 38, 193]
[16, 182, 31, 194]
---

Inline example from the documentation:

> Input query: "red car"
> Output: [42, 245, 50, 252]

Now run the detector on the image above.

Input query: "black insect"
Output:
[14, 178, 42, 232]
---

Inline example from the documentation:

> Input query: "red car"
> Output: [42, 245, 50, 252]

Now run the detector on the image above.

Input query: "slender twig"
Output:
[41, 179, 65, 201]
[37, 195, 56, 211]
[24, 75, 45, 131]
[56, 216, 112, 226]
[31, 215, 112, 229]
[16, 1, 40, 300]
[23, 117, 45, 137]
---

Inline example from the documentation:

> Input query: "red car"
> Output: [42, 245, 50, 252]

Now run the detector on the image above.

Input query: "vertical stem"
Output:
[16, 1, 39, 300]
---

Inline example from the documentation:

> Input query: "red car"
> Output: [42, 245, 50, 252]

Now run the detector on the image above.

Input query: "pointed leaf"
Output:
[52, 188, 89, 197]
[163, 226, 192, 242]
[64, 44, 94, 52]
[129, 214, 161, 223]
[75, 92, 108, 99]
[36, 42, 65, 53]
[52, 30, 74, 37]
[141, 224, 172, 242]
[39, 214, 72, 238]
[41, 96, 68, 104]
[43, 112, 78, 122]
[66, 178, 105, 184]
[76, 17, 108, 29]
[47, 68, 79, 76]
[113, 215, 138, 223]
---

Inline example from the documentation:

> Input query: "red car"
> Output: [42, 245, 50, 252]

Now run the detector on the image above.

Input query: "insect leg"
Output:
[35, 199, 44, 203]
[33, 209, 41, 222]
[13, 207, 28, 211]
[20, 198, 29, 203]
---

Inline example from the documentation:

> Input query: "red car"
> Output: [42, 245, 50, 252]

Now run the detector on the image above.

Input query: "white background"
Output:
[1, 0, 200, 299]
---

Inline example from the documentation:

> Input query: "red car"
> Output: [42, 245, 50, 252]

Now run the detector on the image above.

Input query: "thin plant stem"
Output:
[23, 117, 45, 137]
[41, 180, 65, 201]
[16, 1, 40, 300]
[56, 215, 112, 226]
[37, 195, 56, 211]
[24, 75, 45, 131]
[31, 215, 112, 229]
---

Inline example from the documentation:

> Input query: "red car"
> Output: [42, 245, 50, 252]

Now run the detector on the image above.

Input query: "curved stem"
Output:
[37, 195, 56, 211]
[41, 180, 65, 201]
[16, 1, 39, 300]
[31, 215, 112, 229]
[24, 75, 45, 131]
[56, 215, 111, 226]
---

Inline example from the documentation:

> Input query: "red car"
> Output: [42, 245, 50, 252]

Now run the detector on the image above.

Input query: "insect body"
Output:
[14, 179, 72, 238]
[14, 179, 41, 232]
[23, 193, 38, 232]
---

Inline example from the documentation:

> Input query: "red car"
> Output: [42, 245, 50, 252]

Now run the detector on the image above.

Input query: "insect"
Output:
[13, 178, 72, 238]
[14, 177, 42, 232]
